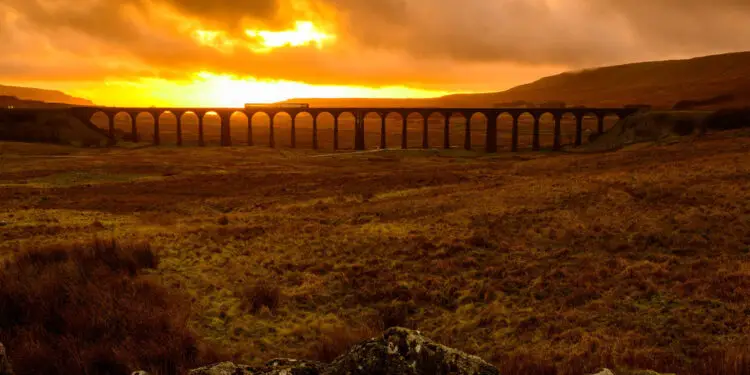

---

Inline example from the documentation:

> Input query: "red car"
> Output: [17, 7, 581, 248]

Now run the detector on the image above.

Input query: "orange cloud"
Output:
[244, 21, 335, 52]
[2, 0, 750, 105]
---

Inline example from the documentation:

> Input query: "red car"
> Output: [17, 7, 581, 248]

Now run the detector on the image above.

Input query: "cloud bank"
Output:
[2, 0, 750, 92]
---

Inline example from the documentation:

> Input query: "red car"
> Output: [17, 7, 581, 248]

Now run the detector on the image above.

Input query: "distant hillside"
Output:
[0, 109, 112, 147]
[278, 97, 452, 108]
[0, 85, 94, 106]
[0, 95, 79, 109]
[285, 51, 750, 109]
[442, 51, 750, 109]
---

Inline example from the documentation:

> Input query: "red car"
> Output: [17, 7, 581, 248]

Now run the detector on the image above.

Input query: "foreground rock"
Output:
[3, 337, 670, 375]
[188, 359, 326, 375]
[0, 343, 13, 375]
[325, 327, 498, 375]
[186, 327, 498, 375]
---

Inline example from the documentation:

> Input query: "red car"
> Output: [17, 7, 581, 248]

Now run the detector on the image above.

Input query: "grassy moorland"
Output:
[1, 130, 750, 375]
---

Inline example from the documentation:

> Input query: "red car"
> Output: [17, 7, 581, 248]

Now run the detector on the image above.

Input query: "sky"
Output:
[2, 0, 750, 106]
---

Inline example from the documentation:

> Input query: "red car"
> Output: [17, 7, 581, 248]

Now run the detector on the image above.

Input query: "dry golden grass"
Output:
[0, 238, 222, 375]
[1, 130, 750, 375]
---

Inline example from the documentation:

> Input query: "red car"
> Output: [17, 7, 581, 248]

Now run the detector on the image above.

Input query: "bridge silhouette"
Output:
[68, 106, 640, 152]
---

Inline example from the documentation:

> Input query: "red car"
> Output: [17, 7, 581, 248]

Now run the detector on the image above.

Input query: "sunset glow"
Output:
[193, 21, 334, 54]
[48, 72, 451, 108]
[4, 0, 750, 107]
[245, 21, 335, 52]
[193, 30, 236, 53]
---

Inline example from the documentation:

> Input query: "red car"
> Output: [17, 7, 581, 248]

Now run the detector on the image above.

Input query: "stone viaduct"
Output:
[67, 106, 640, 152]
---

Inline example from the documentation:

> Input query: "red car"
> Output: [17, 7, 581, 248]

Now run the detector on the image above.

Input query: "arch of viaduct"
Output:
[69, 106, 640, 152]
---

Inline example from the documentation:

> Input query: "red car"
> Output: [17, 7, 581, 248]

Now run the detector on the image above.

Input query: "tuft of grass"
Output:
[0, 238, 223, 375]
[217, 215, 230, 226]
[238, 280, 281, 314]
[307, 324, 377, 363]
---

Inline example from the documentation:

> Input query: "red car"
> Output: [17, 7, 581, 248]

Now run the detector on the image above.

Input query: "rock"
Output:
[265, 358, 326, 374]
[188, 359, 326, 375]
[323, 327, 499, 375]
[0, 343, 13, 375]
[187, 328, 498, 375]
[131, 371, 151, 375]
[588, 370, 614, 375]
[188, 362, 252, 375]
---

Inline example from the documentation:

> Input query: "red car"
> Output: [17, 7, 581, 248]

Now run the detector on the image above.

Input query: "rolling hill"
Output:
[0, 85, 94, 106]
[286, 51, 750, 109]
[5, 50, 750, 111]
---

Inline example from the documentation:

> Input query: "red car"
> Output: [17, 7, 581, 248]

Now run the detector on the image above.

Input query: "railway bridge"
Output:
[67, 106, 641, 152]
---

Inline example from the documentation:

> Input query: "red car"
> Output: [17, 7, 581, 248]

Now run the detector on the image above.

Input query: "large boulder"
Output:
[324, 327, 499, 375]
[184, 328, 499, 375]
[0, 343, 13, 375]
[187, 359, 326, 375]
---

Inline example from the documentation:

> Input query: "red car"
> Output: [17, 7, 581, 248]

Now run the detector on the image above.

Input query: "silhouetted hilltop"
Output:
[278, 97, 445, 108]
[0, 108, 113, 146]
[443, 51, 750, 109]
[0, 84, 94, 106]
[285, 51, 750, 109]
[0, 95, 81, 109]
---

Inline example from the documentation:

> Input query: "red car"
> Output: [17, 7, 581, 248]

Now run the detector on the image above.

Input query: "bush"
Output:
[375, 302, 417, 330]
[702, 108, 750, 132]
[238, 280, 281, 313]
[217, 216, 229, 226]
[0, 238, 222, 375]
[672, 94, 735, 110]
[307, 324, 377, 363]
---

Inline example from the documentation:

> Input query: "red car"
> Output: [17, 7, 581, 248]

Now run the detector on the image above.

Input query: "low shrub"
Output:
[307, 324, 377, 363]
[238, 280, 281, 313]
[0, 238, 223, 375]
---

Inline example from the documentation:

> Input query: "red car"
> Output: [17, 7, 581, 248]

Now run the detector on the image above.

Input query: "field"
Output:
[1, 130, 750, 375]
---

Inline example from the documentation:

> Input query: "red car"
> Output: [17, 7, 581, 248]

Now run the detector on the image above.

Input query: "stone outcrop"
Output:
[181, 328, 498, 375]
[0, 343, 14, 375]
[3, 337, 671, 375]
[187, 359, 326, 375]
[325, 327, 498, 375]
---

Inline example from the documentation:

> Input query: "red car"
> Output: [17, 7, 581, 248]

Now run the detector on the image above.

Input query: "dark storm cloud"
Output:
[587, 0, 750, 58]
[163, 0, 278, 21]
[3, 0, 750, 87]
[158, 0, 285, 30]
[329, 0, 750, 66]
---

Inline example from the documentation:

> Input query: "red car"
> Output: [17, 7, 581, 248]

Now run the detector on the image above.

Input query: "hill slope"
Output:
[0, 85, 94, 106]
[285, 51, 750, 109]
[441, 51, 750, 109]
[0, 109, 112, 146]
